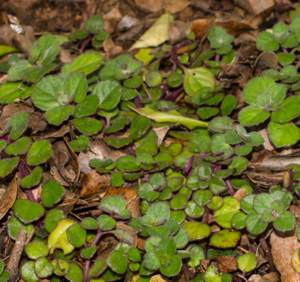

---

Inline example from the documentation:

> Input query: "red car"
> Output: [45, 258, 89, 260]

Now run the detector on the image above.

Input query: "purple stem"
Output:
[134, 95, 142, 108]
[183, 156, 194, 176]
[225, 179, 235, 196]
[83, 230, 103, 282]
[0, 135, 10, 143]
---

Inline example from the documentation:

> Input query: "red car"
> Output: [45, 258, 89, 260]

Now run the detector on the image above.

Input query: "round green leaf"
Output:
[66, 223, 87, 248]
[209, 230, 241, 248]
[41, 180, 65, 208]
[13, 199, 44, 224]
[273, 210, 295, 233]
[268, 121, 300, 148]
[237, 253, 256, 273]
[25, 239, 48, 259]
[238, 105, 270, 127]
[182, 221, 210, 241]
[26, 140, 53, 166]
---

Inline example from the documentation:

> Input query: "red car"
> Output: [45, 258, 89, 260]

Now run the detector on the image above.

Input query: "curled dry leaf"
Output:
[80, 170, 110, 197]
[153, 126, 170, 146]
[0, 175, 18, 220]
[103, 7, 122, 33]
[270, 232, 300, 282]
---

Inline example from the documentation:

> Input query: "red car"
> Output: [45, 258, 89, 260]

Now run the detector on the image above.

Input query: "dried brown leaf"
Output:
[0, 175, 18, 220]
[270, 232, 300, 282]
[80, 171, 110, 197]
[216, 256, 237, 272]
[134, 0, 190, 13]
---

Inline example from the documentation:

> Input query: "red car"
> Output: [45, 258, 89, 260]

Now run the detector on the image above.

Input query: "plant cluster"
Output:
[0, 6, 300, 282]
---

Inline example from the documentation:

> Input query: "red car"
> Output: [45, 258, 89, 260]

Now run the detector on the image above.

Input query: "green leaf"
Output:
[268, 121, 300, 148]
[0, 82, 28, 104]
[26, 140, 53, 166]
[89, 259, 107, 278]
[142, 202, 171, 226]
[20, 166, 43, 189]
[221, 95, 237, 116]
[48, 218, 76, 254]
[72, 118, 103, 136]
[92, 80, 122, 111]
[8, 111, 29, 140]
[25, 239, 48, 259]
[65, 262, 83, 282]
[13, 199, 45, 224]
[271, 96, 300, 123]
[188, 245, 205, 268]
[97, 214, 116, 231]
[69, 135, 90, 152]
[84, 15, 104, 33]
[30, 34, 67, 65]
[213, 197, 240, 228]
[228, 156, 249, 175]
[107, 249, 128, 274]
[246, 213, 268, 236]
[115, 156, 140, 172]
[208, 26, 234, 50]
[0, 45, 17, 57]
[21, 261, 39, 282]
[183, 67, 216, 100]
[35, 257, 53, 278]
[182, 221, 210, 241]
[243, 76, 286, 108]
[209, 230, 241, 248]
[208, 116, 233, 133]
[131, 106, 207, 129]
[5, 136, 32, 156]
[238, 105, 270, 127]
[0, 157, 19, 178]
[62, 51, 103, 75]
[44, 209, 65, 233]
[41, 180, 65, 208]
[160, 254, 182, 277]
[66, 223, 86, 248]
[45, 105, 74, 126]
[99, 195, 131, 219]
[7, 217, 34, 241]
[237, 253, 256, 273]
[273, 210, 295, 233]
[256, 31, 279, 51]
[74, 95, 99, 118]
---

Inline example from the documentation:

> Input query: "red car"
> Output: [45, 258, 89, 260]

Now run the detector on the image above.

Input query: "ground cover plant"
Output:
[1, 4, 300, 282]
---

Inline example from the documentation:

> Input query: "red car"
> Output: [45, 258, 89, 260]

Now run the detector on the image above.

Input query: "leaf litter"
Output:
[0, 1, 300, 282]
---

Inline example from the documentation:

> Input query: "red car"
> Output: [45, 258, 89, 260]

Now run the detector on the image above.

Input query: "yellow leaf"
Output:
[131, 13, 174, 49]
[48, 218, 75, 254]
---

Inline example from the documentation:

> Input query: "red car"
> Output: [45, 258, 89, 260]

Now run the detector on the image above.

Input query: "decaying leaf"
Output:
[134, 0, 190, 13]
[0, 175, 18, 220]
[131, 13, 174, 49]
[80, 171, 110, 197]
[270, 232, 300, 282]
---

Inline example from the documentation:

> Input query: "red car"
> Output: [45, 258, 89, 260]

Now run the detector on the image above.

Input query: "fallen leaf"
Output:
[237, 0, 275, 15]
[216, 256, 237, 272]
[191, 18, 212, 38]
[259, 129, 275, 151]
[103, 38, 123, 57]
[134, 0, 190, 13]
[153, 126, 170, 146]
[270, 232, 300, 282]
[130, 13, 174, 49]
[78, 140, 125, 173]
[80, 171, 110, 197]
[104, 187, 140, 218]
[150, 274, 168, 282]
[0, 175, 18, 220]
[262, 272, 281, 282]
[103, 7, 122, 33]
